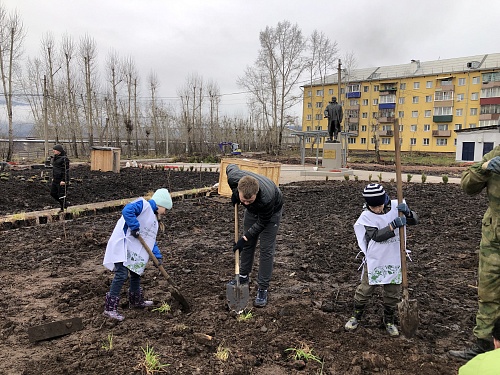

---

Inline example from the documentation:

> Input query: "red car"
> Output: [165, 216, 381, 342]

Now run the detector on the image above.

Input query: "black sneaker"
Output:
[228, 275, 249, 286]
[254, 289, 268, 307]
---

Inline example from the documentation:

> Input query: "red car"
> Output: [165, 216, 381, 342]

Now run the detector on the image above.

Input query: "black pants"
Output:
[328, 120, 341, 140]
[50, 181, 67, 208]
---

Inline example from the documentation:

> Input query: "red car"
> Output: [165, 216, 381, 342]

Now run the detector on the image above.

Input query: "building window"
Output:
[316, 125, 322, 130]
[472, 76, 480, 84]
[381, 138, 391, 145]
[458, 78, 466, 86]
[424, 110, 431, 117]
[438, 124, 448, 131]
[435, 91, 453, 101]
[412, 111, 418, 118]
[363, 86, 369, 92]
[457, 93, 464, 102]
[410, 124, 417, 132]
[414, 82, 420, 89]
[481, 87, 500, 98]
[425, 95, 432, 102]
[423, 138, 430, 145]
[307, 102, 312, 108]
[426, 81, 432, 88]
[436, 139, 448, 146]
[380, 94, 396, 104]
[349, 99, 359, 106]
[398, 111, 404, 118]
[348, 84, 361, 93]
[382, 125, 392, 131]
[471, 92, 479, 100]
[362, 112, 368, 118]
[306, 126, 311, 131]
[361, 137, 367, 144]
[373, 99, 378, 105]
[307, 90, 312, 97]
[315, 114, 322, 120]
[399, 97, 405, 104]
[469, 123, 476, 128]
[362, 99, 368, 106]
[455, 124, 462, 130]
[410, 138, 416, 145]
[306, 115, 312, 120]
[470, 108, 478, 115]
[372, 112, 378, 118]
[328, 89, 333, 95]
[374, 85, 379, 92]
[316, 102, 323, 108]
[456, 108, 463, 116]
[306, 137, 311, 142]
[400, 83, 406, 90]
[424, 124, 430, 131]
[412, 96, 419, 104]
[348, 138, 356, 144]
[434, 107, 452, 115]
[361, 125, 367, 131]
[316, 89, 323, 96]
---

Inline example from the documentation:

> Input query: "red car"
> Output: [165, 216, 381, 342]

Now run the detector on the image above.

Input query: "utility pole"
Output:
[43, 75, 49, 159]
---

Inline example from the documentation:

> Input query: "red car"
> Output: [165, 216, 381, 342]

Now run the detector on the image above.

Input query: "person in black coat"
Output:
[50, 144, 70, 211]
[227, 163, 283, 307]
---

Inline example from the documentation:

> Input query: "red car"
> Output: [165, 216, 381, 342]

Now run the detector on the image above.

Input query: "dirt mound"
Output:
[0, 166, 483, 374]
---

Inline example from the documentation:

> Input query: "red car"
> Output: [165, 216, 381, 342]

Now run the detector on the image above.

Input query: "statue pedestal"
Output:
[323, 142, 342, 169]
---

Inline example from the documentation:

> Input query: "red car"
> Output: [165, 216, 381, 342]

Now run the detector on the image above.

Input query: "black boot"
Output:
[383, 305, 399, 337]
[448, 338, 494, 361]
[128, 288, 154, 309]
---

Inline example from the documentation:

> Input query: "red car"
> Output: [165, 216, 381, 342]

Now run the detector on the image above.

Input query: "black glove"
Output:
[389, 216, 406, 230]
[232, 237, 246, 253]
[487, 156, 500, 174]
[130, 229, 140, 238]
[396, 203, 411, 217]
[154, 257, 163, 268]
[231, 191, 240, 206]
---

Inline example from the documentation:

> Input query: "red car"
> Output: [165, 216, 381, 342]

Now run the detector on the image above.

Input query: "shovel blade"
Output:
[398, 298, 419, 338]
[226, 281, 250, 313]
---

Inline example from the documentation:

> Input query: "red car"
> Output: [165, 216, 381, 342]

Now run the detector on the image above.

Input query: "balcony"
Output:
[346, 92, 361, 99]
[432, 130, 451, 137]
[380, 86, 397, 92]
[433, 115, 453, 123]
[378, 116, 395, 123]
[377, 130, 394, 137]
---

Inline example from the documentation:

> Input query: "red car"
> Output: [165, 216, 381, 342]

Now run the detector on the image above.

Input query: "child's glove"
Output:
[390, 216, 406, 230]
[232, 237, 246, 253]
[396, 203, 411, 217]
[154, 257, 163, 268]
[130, 229, 140, 238]
[487, 156, 500, 174]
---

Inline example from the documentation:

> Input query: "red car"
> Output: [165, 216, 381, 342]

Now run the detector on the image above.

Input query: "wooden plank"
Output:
[27, 317, 83, 343]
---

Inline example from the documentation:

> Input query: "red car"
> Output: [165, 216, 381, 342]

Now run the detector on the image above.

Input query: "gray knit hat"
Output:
[363, 183, 387, 207]
[53, 144, 64, 153]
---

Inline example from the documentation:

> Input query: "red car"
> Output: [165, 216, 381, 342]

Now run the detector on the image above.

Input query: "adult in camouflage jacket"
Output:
[449, 146, 500, 361]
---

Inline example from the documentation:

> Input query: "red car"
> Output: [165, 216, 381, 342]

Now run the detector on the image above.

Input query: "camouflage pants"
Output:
[353, 264, 401, 309]
[474, 230, 500, 339]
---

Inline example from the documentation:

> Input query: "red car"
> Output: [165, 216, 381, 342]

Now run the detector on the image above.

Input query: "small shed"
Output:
[218, 158, 281, 197]
[455, 125, 500, 162]
[90, 146, 121, 173]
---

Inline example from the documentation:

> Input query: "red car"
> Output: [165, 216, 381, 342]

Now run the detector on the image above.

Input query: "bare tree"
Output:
[148, 71, 160, 156]
[177, 73, 203, 154]
[0, 5, 25, 161]
[106, 50, 121, 147]
[238, 20, 306, 154]
[79, 35, 97, 151]
[122, 56, 137, 158]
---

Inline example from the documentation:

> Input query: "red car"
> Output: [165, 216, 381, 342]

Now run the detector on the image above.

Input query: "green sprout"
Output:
[215, 344, 230, 362]
[421, 173, 427, 183]
[407, 174, 413, 182]
[343, 174, 350, 181]
[101, 333, 114, 351]
[136, 344, 170, 374]
[285, 343, 322, 364]
[377, 173, 383, 182]
[152, 302, 171, 313]
[236, 310, 254, 322]
[442, 174, 449, 184]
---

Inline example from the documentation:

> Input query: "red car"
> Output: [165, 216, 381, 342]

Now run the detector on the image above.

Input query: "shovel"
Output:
[394, 119, 419, 338]
[137, 235, 190, 313]
[226, 205, 250, 313]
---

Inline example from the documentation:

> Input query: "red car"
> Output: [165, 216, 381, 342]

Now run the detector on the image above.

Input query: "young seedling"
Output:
[407, 174, 413, 182]
[215, 344, 230, 362]
[421, 173, 427, 183]
[135, 344, 169, 374]
[368, 173, 373, 182]
[236, 310, 254, 322]
[101, 333, 114, 351]
[377, 173, 383, 182]
[285, 342, 322, 364]
[442, 174, 449, 184]
[343, 174, 350, 181]
[354, 175, 359, 181]
[152, 302, 171, 314]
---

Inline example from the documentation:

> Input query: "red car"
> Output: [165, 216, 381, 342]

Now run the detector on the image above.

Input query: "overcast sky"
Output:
[5, 0, 500, 121]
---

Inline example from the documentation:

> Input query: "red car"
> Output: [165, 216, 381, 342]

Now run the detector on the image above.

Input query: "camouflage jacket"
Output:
[461, 145, 500, 225]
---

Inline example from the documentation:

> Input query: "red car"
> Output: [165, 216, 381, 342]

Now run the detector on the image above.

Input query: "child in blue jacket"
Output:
[102, 188, 172, 321]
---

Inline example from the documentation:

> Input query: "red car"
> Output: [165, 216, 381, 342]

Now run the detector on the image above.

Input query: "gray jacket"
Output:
[227, 164, 283, 238]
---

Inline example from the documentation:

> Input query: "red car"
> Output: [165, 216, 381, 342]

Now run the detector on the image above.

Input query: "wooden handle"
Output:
[234, 205, 240, 275]
[393, 119, 408, 290]
[137, 235, 175, 285]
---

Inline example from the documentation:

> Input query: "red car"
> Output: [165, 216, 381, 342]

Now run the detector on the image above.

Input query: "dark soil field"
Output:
[0, 163, 485, 374]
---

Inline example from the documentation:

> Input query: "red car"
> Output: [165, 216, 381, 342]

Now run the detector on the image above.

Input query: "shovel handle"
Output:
[393, 119, 408, 290]
[234, 205, 240, 275]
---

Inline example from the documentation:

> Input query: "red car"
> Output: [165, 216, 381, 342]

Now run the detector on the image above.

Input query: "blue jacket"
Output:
[122, 199, 162, 259]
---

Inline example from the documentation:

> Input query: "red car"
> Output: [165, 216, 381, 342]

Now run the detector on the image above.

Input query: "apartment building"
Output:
[301, 53, 500, 154]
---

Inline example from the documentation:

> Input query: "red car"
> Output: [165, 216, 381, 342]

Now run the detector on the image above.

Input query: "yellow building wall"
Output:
[302, 71, 485, 154]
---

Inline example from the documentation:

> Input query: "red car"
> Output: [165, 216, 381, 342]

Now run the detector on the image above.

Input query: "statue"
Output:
[324, 96, 343, 143]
